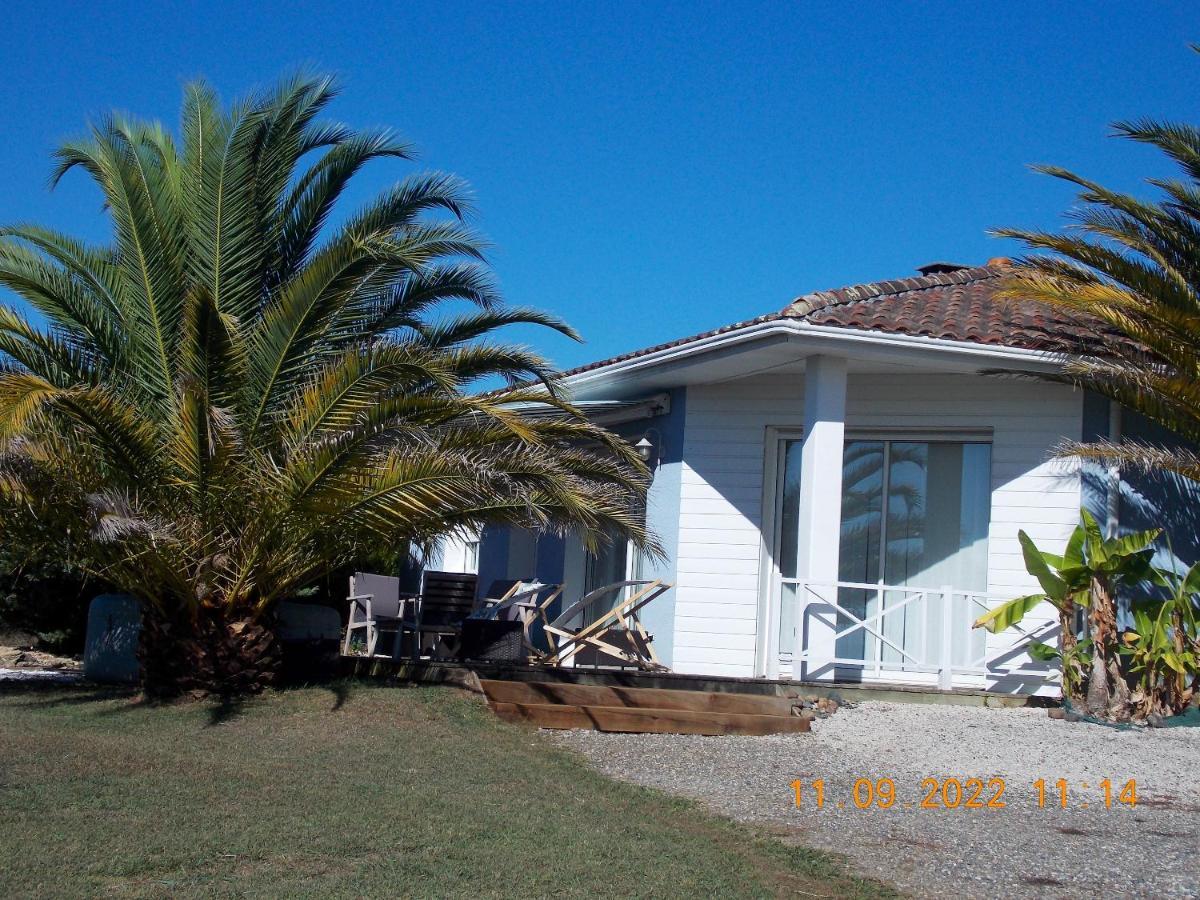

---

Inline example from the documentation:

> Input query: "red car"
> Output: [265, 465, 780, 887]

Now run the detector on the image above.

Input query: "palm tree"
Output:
[0, 74, 653, 696]
[993, 118, 1200, 479]
[993, 99, 1200, 717]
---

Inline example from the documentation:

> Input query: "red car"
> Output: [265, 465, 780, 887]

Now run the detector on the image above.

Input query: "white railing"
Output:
[787, 579, 1060, 691]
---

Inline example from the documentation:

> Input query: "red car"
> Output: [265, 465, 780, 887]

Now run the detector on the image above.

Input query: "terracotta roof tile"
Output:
[786, 265, 1101, 353]
[562, 264, 1104, 378]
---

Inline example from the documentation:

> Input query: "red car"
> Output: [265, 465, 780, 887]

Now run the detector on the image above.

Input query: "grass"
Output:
[0, 682, 895, 899]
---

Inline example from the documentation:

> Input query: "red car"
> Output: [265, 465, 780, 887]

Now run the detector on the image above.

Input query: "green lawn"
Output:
[0, 682, 894, 899]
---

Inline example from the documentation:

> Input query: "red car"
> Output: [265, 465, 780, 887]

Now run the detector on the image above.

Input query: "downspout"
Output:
[1105, 401, 1122, 539]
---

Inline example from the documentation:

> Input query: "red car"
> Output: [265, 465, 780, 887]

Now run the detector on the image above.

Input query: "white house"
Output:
[475, 261, 1186, 695]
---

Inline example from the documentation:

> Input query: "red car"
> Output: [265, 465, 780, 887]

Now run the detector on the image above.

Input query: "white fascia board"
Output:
[786, 321, 1068, 372]
[561, 319, 1068, 390]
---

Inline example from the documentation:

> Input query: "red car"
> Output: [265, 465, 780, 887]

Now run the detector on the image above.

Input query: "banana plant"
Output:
[974, 510, 1160, 707]
[1121, 563, 1200, 718]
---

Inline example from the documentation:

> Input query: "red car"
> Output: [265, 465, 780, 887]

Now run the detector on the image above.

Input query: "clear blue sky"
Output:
[1, 2, 1196, 369]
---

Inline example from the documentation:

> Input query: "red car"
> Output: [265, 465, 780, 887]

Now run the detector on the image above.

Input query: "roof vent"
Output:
[916, 261, 973, 276]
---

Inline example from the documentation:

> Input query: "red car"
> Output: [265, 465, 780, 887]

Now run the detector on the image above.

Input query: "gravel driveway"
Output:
[553, 702, 1200, 899]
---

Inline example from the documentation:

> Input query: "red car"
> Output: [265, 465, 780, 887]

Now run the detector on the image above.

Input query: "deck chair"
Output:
[412, 570, 479, 658]
[541, 580, 671, 671]
[341, 572, 416, 658]
[478, 579, 524, 616]
[476, 580, 564, 657]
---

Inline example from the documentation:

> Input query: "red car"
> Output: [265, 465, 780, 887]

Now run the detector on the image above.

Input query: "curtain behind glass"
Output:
[836, 440, 991, 673]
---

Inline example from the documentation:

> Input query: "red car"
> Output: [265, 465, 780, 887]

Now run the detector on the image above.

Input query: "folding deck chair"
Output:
[341, 572, 416, 658]
[541, 580, 671, 671]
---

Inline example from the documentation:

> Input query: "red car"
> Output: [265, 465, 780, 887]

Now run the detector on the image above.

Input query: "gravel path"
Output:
[552, 702, 1200, 899]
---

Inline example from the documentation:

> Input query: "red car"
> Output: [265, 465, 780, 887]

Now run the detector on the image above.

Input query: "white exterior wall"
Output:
[673, 372, 1083, 679]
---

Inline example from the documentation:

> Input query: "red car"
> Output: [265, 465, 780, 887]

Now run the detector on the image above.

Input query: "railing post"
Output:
[791, 580, 807, 674]
[938, 585, 954, 691]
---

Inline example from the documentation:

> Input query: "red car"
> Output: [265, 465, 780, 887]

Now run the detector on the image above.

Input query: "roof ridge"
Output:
[784, 264, 1002, 317]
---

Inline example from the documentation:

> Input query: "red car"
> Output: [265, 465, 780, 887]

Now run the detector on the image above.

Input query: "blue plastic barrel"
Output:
[83, 594, 142, 683]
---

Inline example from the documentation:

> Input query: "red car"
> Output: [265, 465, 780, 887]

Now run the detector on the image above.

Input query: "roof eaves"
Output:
[557, 311, 786, 379]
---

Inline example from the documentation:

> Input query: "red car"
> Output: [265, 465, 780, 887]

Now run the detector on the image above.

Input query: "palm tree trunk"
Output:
[139, 604, 282, 698]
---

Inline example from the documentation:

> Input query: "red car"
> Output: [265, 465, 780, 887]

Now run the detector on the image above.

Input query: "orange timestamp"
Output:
[790, 777, 1138, 810]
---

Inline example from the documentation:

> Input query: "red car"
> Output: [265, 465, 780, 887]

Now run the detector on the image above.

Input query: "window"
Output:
[463, 538, 480, 575]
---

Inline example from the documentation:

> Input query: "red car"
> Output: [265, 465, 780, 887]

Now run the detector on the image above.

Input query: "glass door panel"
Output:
[584, 528, 635, 626]
[837, 440, 885, 663]
[776, 439, 804, 658]
[773, 436, 992, 674]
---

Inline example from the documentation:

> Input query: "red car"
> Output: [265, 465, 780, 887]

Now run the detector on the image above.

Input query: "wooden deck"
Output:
[341, 655, 1042, 709]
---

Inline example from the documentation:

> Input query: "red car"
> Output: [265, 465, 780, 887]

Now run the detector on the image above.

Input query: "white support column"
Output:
[793, 355, 847, 680]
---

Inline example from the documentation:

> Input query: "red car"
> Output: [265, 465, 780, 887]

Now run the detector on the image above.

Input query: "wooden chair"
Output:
[341, 572, 416, 658]
[412, 570, 479, 658]
[477, 580, 564, 658]
[541, 580, 671, 671]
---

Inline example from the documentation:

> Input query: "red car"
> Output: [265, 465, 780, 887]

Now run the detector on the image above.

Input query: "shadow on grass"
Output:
[7, 674, 402, 727]
[205, 694, 247, 726]
[274, 676, 357, 711]
[323, 679, 352, 711]
[204, 678, 354, 725]
[1, 682, 140, 710]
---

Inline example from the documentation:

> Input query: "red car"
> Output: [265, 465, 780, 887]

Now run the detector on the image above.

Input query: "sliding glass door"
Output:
[773, 435, 992, 675]
[584, 528, 643, 626]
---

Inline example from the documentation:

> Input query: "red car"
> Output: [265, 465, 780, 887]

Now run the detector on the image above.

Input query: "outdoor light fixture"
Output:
[634, 429, 662, 468]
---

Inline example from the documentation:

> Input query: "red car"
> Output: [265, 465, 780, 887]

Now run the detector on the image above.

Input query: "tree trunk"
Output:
[1058, 596, 1080, 702]
[1167, 608, 1190, 716]
[1086, 650, 1110, 716]
[1085, 575, 1126, 719]
[139, 604, 282, 698]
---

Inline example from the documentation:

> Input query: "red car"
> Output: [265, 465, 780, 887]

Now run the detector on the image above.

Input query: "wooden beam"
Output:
[481, 679, 806, 717]
[489, 701, 811, 735]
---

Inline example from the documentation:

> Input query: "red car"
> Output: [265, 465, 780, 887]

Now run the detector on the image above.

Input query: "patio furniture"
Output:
[459, 617, 526, 662]
[474, 580, 564, 659]
[342, 572, 415, 658]
[411, 570, 479, 658]
[481, 579, 522, 603]
[541, 580, 671, 671]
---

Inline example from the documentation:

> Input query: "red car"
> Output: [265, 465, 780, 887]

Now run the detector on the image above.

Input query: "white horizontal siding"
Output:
[671, 371, 1083, 679]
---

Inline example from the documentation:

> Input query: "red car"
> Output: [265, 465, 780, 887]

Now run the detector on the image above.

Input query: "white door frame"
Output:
[755, 426, 802, 678]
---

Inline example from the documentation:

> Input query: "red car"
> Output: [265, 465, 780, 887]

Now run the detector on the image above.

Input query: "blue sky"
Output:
[1, 2, 1196, 369]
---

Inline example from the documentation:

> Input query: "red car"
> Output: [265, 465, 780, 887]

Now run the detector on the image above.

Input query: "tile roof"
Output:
[787, 264, 1099, 353]
[562, 264, 1102, 378]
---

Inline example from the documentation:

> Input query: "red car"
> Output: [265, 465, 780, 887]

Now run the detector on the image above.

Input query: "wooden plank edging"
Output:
[480, 679, 805, 717]
[490, 701, 812, 736]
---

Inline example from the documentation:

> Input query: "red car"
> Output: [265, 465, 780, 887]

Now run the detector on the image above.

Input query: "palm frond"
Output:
[0, 71, 653, 626]
[996, 115, 1200, 484]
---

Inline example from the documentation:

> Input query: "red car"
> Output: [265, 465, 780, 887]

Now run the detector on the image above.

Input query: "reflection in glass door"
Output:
[774, 436, 992, 675]
[584, 528, 642, 626]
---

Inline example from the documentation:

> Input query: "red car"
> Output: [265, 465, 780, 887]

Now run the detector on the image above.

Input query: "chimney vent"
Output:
[916, 261, 972, 276]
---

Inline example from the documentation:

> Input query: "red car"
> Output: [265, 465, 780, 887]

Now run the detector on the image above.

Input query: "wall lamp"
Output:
[634, 428, 663, 468]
